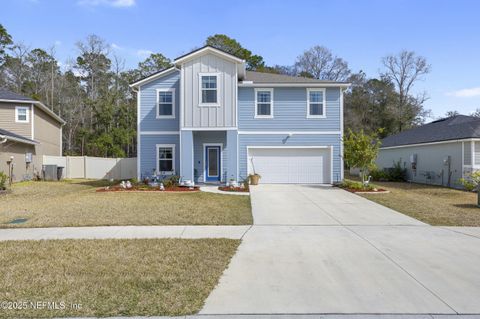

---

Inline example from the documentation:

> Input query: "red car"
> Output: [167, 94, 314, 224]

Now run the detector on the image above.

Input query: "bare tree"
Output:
[294, 45, 351, 81]
[382, 50, 431, 131]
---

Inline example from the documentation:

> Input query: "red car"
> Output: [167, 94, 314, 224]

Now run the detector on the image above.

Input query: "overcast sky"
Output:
[2, 0, 479, 119]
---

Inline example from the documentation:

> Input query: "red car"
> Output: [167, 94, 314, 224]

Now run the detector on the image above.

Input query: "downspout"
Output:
[0, 135, 7, 144]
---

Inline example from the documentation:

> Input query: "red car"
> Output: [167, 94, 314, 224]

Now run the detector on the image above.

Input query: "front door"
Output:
[205, 146, 221, 182]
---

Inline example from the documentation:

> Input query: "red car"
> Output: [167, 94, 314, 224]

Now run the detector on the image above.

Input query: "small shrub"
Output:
[0, 171, 7, 190]
[163, 175, 180, 188]
[458, 178, 476, 192]
[369, 169, 388, 181]
[458, 171, 480, 192]
[369, 160, 407, 182]
[340, 179, 374, 191]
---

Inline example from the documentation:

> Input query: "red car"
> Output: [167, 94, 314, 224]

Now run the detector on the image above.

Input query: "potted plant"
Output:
[249, 157, 261, 185]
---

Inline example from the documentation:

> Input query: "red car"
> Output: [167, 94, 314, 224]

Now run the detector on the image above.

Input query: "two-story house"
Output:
[0, 88, 65, 181]
[130, 46, 350, 184]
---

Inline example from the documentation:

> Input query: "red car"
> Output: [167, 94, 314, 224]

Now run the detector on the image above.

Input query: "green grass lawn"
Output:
[0, 180, 252, 228]
[0, 238, 239, 318]
[358, 181, 480, 226]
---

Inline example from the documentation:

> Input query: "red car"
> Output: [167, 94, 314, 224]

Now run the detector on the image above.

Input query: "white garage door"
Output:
[247, 147, 331, 184]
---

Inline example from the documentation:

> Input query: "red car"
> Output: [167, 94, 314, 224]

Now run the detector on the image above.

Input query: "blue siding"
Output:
[238, 134, 342, 182]
[140, 134, 180, 179]
[180, 131, 194, 181]
[139, 71, 180, 132]
[193, 131, 228, 182]
[238, 87, 340, 131]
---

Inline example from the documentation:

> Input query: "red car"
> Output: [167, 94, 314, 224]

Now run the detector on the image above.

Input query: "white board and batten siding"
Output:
[247, 147, 332, 184]
[181, 54, 237, 128]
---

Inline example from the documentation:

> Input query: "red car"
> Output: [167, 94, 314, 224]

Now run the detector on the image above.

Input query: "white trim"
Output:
[306, 88, 326, 118]
[462, 141, 465, 179]
[254, 88, 274, 119]
[380, 138, 480, 150]
[198, 72, 221, 107]
[174, 46, 245, 65]
[181, 127, 238, 131]
[247, 145, 330, 149]
[238, 130, 341, 135]
[203, 143, 224, 182]
[140, 131, 180, 135]
[59, 125, 63, 156]
[15, 106, 29, 123]
[340, 88, 345, 180]
[137, 90, 141, 180]
[129, 67, 177, 88]
[156, 144, 176, 175]
[156, 88, 176, 119]
[31, 104, 34, 139]
[246, 145, 333, 184]
[472, 140, 476, 167]
[0, 134, 38, 145]
[239, 82, 351, 88]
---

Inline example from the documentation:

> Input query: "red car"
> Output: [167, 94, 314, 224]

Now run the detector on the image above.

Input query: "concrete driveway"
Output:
[201, 184, 480, 315]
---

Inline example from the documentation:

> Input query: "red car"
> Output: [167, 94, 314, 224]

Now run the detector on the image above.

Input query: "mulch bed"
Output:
[218, 186, 249, 193]
[343, 188, 389, 193]
[96, 185, 200, 192]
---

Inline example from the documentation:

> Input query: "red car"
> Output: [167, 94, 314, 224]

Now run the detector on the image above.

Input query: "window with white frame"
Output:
[307, 88, 326, 118]
[15, 106, 29, 123]
[157, 89, 175, 118]
[199, 74, 218, 105]
[255, 88, 273, 118]
[156, 144, 175, 174]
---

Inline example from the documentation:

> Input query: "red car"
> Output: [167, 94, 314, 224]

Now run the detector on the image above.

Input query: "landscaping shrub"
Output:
[339, 179, 375, 191]
[163, 175, 180, 188]
[369, 160, 407, 182]
[0, 171, 7, 190]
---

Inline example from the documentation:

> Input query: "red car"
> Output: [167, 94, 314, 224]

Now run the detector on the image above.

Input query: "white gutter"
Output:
[0, 134, 38, 145]
[238, 82, 351, 88]
[380, 138, 480, 150]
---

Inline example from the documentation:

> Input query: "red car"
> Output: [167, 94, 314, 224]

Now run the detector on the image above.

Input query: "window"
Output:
[156, 88, 175, 119]
[156, 144, 175, 175]
[199, 73, 219, 105]
[255, 88, 273, 118]
[15, 106, 29, 123]
[307, 88, 326, 118]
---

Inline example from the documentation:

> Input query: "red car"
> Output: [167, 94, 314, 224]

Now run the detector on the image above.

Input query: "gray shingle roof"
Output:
[244, 71, 347, 84]
[381, 115, 480, 148]
[0, 128, 38, 145]
[0, 87, 35, 102]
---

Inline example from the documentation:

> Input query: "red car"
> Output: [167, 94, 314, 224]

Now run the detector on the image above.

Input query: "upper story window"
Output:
[199, 73, 219, 106]
[255, 88, 274, 118]
[307, 88, 326, 118]
[15, 106, 29, 123]
[156, 88, 175, 119]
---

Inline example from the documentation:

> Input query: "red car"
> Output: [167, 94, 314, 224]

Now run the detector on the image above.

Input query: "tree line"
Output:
[0, 25, 440, 156]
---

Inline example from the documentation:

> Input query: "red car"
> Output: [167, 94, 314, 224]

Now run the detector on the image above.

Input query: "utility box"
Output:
[43, 165, 58, 181]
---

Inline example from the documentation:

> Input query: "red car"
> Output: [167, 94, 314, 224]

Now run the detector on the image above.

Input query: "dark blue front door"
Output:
[205, 146, 221, 182]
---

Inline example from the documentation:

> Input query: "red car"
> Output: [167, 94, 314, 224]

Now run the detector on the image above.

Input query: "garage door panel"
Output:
[248, 148, 331, 184]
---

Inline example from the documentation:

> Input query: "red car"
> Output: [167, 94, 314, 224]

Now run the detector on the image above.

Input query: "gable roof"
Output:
[174, 45, 245, 64]
[242, 71, 350, 87]
[381, 115, 480, 148]
[0, 128, 39, 145]
[129, 67, 177, 89]
[0, 87, 65, 124]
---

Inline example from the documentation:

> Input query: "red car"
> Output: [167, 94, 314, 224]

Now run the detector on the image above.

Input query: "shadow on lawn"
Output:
[453, 203, 480, 209]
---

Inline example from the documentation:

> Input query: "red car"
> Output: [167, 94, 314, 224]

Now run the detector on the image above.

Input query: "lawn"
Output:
[0, 180, 252, 228]
[0, 238, 239, 318]
[358, 181, 480, 226]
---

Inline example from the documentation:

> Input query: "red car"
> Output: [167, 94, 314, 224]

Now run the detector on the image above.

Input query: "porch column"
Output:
[226, 130, 238, 181]
[180, 130, 194, 182]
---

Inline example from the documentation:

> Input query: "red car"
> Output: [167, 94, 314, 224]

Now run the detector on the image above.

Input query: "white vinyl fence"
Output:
[43, 156, 137, 180]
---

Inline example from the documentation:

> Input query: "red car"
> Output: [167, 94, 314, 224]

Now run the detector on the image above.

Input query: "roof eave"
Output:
[174, 46, 245, 65]
[0, 134, 39, 145]
[238, 82, 351, 88]
[129, 67, 178, 89]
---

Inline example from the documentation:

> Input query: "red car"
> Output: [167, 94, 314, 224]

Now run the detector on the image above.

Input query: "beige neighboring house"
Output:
[0, 87, 65, 182]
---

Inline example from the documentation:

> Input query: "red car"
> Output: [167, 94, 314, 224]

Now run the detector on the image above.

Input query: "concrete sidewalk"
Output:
[0, 225, 251, 241]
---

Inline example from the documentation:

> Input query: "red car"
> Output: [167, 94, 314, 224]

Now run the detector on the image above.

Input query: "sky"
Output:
[1, 0, 480, 119]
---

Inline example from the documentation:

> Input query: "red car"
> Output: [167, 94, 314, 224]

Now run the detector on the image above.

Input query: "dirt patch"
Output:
[218, 186, 249, 193]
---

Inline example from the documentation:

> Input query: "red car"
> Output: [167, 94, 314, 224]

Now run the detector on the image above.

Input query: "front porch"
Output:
[180, 130, 238, 184]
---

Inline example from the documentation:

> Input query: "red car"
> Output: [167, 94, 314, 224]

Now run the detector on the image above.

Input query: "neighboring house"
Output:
[0, 88, 65, 181]
[376, 115, 480, 188]
[130, 46, 350, 184]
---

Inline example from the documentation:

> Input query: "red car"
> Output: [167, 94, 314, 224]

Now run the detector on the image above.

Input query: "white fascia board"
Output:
[380, 138, 479, 150]
[238, 82, 351, 88]
[129, 67, 178, 89]
[174, 47, 245, 65]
